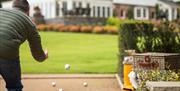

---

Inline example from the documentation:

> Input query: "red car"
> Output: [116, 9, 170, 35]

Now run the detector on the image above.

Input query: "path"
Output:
[0, 74, 122, 91]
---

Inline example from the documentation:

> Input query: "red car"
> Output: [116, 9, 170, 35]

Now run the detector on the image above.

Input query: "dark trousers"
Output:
[0, 57, 23, 91]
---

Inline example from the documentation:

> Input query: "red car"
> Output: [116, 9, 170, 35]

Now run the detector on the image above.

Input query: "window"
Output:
[143, 8, 146, 17]
[62, 1, 67, 10]
[98, 7, 100, 17]
[79, 2, 82, 8]
[73, 2, 76, 9]
[86, 3, 90, 16]
[120, 10, 124, 17]
[107, 7, 110, 17]
[56, 1, 60, 16]
[151, 12, 155, 19]
[87, 3, 90, 8]
[137, 9, 141, 17]
[93, 6, 95, 17]
[62, 1, 67, 15]
[103, 7, 105, 17]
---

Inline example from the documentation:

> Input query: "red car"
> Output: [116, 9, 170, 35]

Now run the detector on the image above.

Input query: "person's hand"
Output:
[44, 48, 48, 59]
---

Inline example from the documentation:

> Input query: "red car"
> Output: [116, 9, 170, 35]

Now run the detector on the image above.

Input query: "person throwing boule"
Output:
[0, 0, 48, 91]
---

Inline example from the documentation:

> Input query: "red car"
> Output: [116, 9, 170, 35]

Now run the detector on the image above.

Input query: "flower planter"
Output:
[132, 53, 180, 71]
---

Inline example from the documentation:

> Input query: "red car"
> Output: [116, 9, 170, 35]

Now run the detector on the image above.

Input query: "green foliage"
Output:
[119, 22, 154, 53]
[155, 4, 160, 19]
[117, 20, 151, 76]
[137, 70, 180, 91]
[137, 36, 146, 52]
[155, 21, 180, 52]
[119, 21, 180, 53]
[106, 17, 121, 28]
[126, 7, 134, 19]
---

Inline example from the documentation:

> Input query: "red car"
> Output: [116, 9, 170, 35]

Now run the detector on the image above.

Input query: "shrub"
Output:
[92, 26, 105, 33]
[52, 23, 64, 31]
[119, 22, 153, 52]
[80, 26, 93, 33]
[58, 25, 69, 32]
[119, 21, 180, 53]
[153, 21, 180, 53]
[46, 24, 55, 31]
[137, 70, 180, 91]
[68, 25, 81, 32]
[104, 25, 118, 34]
[37, 24, 47, 31]
[106, 17, 120, 27]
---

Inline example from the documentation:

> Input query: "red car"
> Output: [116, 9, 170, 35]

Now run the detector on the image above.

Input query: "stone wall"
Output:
[146, 81, 180, 91]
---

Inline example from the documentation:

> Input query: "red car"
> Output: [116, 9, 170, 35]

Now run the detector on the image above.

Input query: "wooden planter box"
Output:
[132, 53, 180, 71]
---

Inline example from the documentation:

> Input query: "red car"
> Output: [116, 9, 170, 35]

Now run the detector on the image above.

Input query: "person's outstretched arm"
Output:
[27, 25, 48, 62]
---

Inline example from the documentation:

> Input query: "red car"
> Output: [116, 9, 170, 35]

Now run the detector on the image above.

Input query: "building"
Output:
[2, 0, 113, 19]
[158, 0, 179, 21]
[2, 0, 179, 21]
[113, 0, 156, 20]
[113, 0, 180, 21]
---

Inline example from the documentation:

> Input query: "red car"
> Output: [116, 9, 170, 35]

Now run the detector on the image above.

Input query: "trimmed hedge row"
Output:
[37, 24, 119, 34]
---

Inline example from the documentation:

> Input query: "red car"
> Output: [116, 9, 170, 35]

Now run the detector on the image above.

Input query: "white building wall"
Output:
[145, 8, 148, 20]
[104, 7, 108, 18]
[174, 8, 178, 20]
[169, 8, 172, 21]
[2, 0, 113, 19]
[95, 6, 98, 17]
[90, 4, 94, 17]
[28, 0, 56, 19]
[59, 2, 63, 17]
[67, 0, 73, 10]
[2, 1, 13, 8]
[110, 6, 113, 17]
[82, 1, 86, 8]
[52, 2, 56, 18]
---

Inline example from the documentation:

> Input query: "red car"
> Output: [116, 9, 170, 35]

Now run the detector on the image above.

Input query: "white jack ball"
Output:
[65, 64, 70, 70]
[83, 82, 88, 87]
[59, 88, 64, 91]
[51, 82, 56, 87]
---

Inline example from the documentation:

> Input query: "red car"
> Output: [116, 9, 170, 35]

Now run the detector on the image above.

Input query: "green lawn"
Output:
[20, 32, 118, 74]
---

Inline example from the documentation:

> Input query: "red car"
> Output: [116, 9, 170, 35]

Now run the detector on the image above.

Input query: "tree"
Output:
[155, 4, 160, 19]
[126, 7, 134, 19]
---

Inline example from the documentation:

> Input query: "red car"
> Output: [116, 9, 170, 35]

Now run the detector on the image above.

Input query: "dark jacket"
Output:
[0, 8, 46, 61]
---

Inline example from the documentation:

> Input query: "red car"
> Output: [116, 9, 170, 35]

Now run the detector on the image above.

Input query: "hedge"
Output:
[119, 21, 180, 53]
[37, 24, 119, 34]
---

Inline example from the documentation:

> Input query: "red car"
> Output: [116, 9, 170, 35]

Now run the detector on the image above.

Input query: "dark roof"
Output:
[159, 0, 179, 7]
